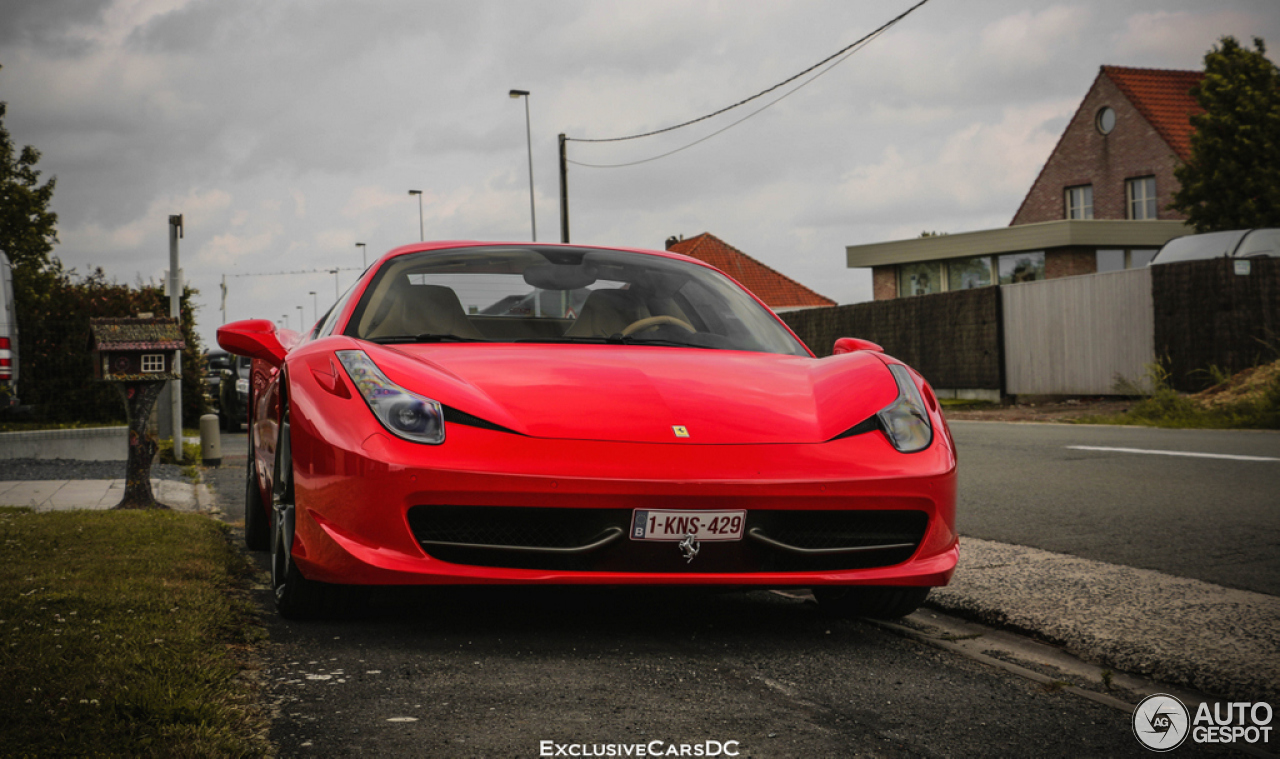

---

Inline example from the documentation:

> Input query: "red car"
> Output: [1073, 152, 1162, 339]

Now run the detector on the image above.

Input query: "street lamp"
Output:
[408, 190, 424, 241]
[509, 89, 536, 241]
[308, 291, 317, 324]
[355, 242, 367, 268]
[282, 314, 290, 330]
[297, 305, 305, 330]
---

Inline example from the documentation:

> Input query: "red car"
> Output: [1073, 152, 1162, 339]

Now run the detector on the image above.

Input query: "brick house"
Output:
[665, 232, 836, 312]
[851, 66, 1202, 299]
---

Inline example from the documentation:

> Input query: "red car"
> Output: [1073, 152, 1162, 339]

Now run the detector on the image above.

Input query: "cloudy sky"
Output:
[2, 0, 1277, 347]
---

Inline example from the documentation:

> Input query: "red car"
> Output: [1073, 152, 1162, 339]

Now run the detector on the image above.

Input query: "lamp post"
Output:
[509, 89, 536, 241]
[308, 291, 317, 324]
[355, 242, 367, 268]
[282, 314, 290, 330]
[297, 305, 305, 330]
[408, 190, 424, 241]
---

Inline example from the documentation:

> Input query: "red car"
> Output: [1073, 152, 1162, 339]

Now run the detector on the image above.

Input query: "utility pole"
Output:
[168, 214, 184, 462]
[558, 133, 570, 243]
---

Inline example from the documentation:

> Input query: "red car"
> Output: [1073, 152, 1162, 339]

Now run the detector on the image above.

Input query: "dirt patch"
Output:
[1192, 359, 1280, 409]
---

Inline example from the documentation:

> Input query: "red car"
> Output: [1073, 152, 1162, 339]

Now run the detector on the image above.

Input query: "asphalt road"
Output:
[204, 428, 1268, 758]
[948, 422, 1280, 596]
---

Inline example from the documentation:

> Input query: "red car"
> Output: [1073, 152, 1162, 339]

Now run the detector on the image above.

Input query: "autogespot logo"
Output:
[1133, 694, 1190, 752]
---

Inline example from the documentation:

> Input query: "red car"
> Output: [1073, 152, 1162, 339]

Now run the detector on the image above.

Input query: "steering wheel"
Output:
[620, 315, 696, 337]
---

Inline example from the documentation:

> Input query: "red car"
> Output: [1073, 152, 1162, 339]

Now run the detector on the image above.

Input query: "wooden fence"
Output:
[1002, 267, 1155, 395]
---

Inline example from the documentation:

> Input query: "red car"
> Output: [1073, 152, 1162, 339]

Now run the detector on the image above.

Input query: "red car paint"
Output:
[220, 241, 957, 599]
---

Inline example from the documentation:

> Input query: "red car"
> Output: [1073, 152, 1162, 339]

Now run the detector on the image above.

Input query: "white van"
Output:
[1148, 228, 1279, 265]
[0, 251, 17, 408]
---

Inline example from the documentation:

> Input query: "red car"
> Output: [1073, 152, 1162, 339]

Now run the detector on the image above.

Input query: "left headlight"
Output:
[876, 363, 932, 453]
[336, 350, 445, 445]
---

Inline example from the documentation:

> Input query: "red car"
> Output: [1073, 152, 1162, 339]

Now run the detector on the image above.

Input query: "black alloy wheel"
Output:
[269, 397, 352, 620]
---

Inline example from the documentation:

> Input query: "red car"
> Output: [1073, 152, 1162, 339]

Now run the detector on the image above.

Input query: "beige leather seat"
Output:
[563, 288, 650, 338]
[367, 282, 486, 339]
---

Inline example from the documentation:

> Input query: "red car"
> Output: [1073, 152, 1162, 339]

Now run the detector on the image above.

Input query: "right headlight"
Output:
[876, 363, 933, 453]
[336, 350, 445, 445]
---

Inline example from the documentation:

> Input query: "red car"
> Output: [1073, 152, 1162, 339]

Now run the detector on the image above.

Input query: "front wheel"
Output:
[269, 402, 352, 620]
[813, 586, 930, 620]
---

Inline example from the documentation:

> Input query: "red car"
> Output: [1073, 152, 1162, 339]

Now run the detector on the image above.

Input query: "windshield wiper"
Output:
[367, 333, 490, 344]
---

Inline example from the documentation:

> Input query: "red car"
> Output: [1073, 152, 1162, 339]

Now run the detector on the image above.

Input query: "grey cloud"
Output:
[0, 0, 112, 53]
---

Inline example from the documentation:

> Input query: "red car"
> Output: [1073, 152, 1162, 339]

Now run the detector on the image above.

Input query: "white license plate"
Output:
[630, 510, 746, 542]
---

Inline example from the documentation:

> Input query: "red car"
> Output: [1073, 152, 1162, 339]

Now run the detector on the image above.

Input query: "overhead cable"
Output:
[566, 0, 931, 152]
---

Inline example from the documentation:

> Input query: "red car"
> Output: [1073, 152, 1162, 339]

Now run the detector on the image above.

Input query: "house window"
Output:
[1127, 176, 1157, 220]
[899, 261, 943, 297]
[141, 354, 165, 373]
[947, 256, 994, 291]
[1065, 185, 1093, 219]
[998, 252, 1045, 284]
[1097, 248, 1159, 272]
[1095, 107, 1116, 135]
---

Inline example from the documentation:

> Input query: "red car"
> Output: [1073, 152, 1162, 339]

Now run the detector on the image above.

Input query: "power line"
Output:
[567, 24, 892, 169]
[566, 0, 930, 150]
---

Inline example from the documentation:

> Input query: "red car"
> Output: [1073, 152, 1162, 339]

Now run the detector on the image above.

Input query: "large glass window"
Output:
[1065, 185, 1093, 219]
[946, 256, 994, 291]
[1096, 249, 1125, 273]
[998, 252, 1045, 284]
[1129, 249, 1158, 267]
[1127, 177, 1157, 220]
[899, 261, 943, 297]
[1098, 248, 1158, 271]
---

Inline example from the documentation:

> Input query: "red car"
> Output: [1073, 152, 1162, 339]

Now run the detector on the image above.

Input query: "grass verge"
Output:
[0, 507, 270, 757]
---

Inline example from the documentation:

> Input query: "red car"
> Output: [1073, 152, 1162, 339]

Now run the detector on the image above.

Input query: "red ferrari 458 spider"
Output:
[218, 242, 957, 620]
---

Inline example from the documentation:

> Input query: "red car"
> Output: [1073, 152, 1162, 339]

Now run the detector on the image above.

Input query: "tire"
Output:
[269, 400, 351, 620]
[813, 586, 931, 620]
[243, 454, 270, 551]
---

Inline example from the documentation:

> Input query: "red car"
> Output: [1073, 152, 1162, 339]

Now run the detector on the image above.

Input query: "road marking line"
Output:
[1067, 445, 1280, 462]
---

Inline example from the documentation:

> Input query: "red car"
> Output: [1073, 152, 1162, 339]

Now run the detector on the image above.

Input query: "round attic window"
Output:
[1096, 106, 1116, 135]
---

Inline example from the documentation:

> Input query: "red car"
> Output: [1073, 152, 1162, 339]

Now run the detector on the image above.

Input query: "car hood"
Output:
[368, 343, 899, 445]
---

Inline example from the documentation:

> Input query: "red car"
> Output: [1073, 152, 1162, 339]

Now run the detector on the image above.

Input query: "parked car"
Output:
[218, 242, 958, 620]
[0, 251, 18, 409]
[1148, 228, 1280, 265]
[204, 350, 233, 412]
[206, 351, 251, 431]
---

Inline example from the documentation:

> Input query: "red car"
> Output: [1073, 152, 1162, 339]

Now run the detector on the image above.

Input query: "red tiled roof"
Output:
[1102, 66, 1204, 160]
[666, 233, 836, 309]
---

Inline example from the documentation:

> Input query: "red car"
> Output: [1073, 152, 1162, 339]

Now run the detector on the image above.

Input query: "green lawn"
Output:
[0, 508, 270, 757]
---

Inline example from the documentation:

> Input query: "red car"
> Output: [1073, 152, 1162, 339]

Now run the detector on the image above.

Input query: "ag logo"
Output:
[1133, 694, 1189, 751]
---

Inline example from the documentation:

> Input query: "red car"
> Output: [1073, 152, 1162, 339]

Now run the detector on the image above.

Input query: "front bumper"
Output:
[288, 413, 958, 589]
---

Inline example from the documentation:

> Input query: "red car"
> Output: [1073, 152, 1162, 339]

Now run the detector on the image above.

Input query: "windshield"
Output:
[344, 245, 809, 356]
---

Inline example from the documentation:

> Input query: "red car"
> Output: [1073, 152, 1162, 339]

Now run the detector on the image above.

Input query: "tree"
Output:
[1171, 37, 1280, 232]
[0, 67, 59, 270]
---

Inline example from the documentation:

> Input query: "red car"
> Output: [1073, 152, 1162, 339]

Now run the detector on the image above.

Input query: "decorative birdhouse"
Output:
[89, 317, 186, 382]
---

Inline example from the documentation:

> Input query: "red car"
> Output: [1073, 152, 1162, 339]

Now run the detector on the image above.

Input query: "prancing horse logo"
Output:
[678, 533, 700, 563]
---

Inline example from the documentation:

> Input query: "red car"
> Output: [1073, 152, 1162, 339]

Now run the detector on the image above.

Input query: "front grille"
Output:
[407, 506, 928, 573]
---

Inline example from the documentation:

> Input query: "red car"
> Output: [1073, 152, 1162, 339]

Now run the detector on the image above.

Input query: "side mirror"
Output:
[217, 319, 287, 368]
[833, 337, 884, 355]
